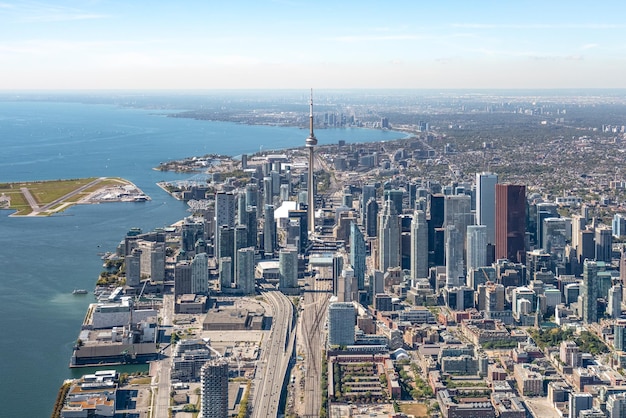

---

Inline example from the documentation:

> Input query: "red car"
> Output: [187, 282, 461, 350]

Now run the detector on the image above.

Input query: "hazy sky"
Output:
[2, 0, 626, 90]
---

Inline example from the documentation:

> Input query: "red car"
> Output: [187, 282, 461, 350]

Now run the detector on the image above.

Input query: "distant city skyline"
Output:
[2, 0, 626, 90]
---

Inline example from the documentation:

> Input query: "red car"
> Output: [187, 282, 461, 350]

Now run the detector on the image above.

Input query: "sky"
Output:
[1, 0, 626, 90]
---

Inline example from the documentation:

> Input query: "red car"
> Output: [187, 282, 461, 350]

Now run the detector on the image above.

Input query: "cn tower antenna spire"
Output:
[306, 88, 317, 147]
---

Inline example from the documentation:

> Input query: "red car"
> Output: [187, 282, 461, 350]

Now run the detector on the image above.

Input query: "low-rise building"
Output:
[514, 364, 543, 396]
[437, 389, 495, 418]
[491, 392, 526, 418]
[175, 293, 208, 314]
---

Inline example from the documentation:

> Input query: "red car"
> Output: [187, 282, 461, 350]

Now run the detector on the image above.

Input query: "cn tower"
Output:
[305, 89, 317, 235]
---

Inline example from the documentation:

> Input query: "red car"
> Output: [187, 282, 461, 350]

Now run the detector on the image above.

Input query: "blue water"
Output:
[0, 99, 403, 417]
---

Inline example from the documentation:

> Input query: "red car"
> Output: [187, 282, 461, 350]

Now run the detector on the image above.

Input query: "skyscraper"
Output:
[445, 225, 464, 288]
[569, 392, 593, 418]
[476, 172, 498, 244]
[582, 260, 600, 324]
[125, 248, 141, 287]
[181, 217, 205, 253]
[137, 240, 165, 282]
[328, 302, 356, 346]
[444, 194, 472, 232]
[174, 260, 192, 296]
[613, 214, 626, 238]
[466, 224, 487, 272]
[263, 204, 276, 257]
[536, 202, 558, 249]
[245, 207, 258, 250]
[361, 184, 376, 224]
[350, 222, 366, 290]
[234, 224, 248, 280]
[191, 252, 209, 295]
[596, 226, 613, 262]
[236, 247, 256, 295]
[200, 358, 229, 418]
[219, 257, 232, 291]
[607, 392, 626, 418]
[609, 284, 623, 319]
[383, 189, 404, 216]
[245, 183, 258, 210]
[214, 191, 235, 256]
[338, 266, 357, 303]
[614, 320, 626, 351]
[543, 217, 569, 265]
[378, 197, 401, 272]
[571, 214, 586, 252]
[279, 247, 298, 290]
[410, 209, 428, 279]
[236, 192, 247, 226]
[288, 208, 308, 254]
[495, 184, 526, 263]
[218, 226, 234, 270]
[365, 198, 379, 238]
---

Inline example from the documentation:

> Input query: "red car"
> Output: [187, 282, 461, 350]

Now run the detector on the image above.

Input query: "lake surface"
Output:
[0, 99, 404, 416]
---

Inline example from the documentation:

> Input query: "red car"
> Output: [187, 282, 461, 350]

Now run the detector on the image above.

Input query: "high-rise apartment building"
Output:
[607, 392, 626, 418]
[328, 302, 356, 346]
[200, 358, 229, 418]
[279, 247, 298, 290]
[181, 217, 205, 253]
[174, 260, 192, 296]
[609, 284, 623, 319]
[236, 247, 255, 295]
[218, 226, 234, 271]
[350, 222, 366, 290]
[263, 204, 276, 257]
[125, 248, 142, 287]
[582, 260, 600, 324]
[569, 392, 593, 418]
[191, 252, 209, 295]
[214, 191, 235, 256]
[614, 320, 626, 351]
[137, 240, 165, 282]
[219, 257, 232, 291]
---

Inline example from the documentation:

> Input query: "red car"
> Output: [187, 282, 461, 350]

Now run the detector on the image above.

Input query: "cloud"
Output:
[528, 54, 584, 61]
[581, 43, 599, 50]
[451, 23, 625, 30]
[1, 1, 109, 23]
[325, 34, 422, 43]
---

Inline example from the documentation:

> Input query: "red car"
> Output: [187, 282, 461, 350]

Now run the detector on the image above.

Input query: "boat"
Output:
[72, 289, 88, 295]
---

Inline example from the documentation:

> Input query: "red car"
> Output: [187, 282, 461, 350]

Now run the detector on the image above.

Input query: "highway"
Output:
[251, 289, 294, 418]
[151, 294, 174, 418]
